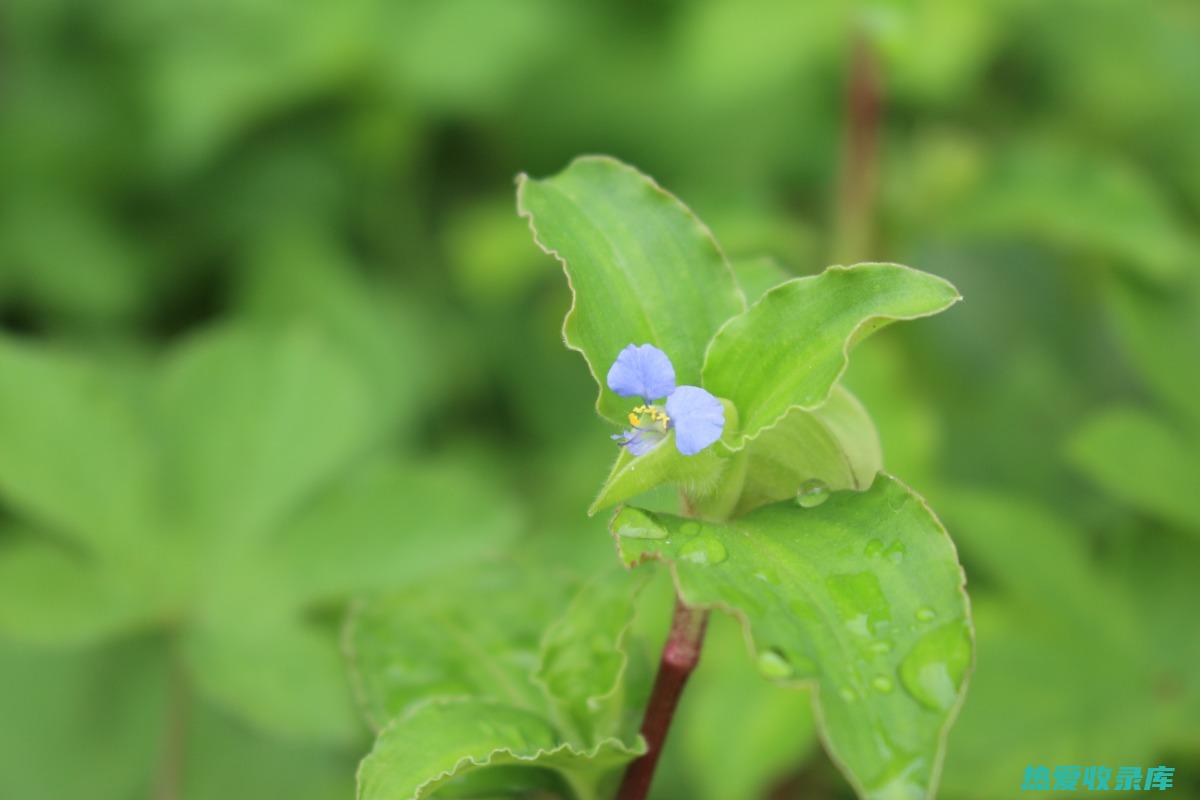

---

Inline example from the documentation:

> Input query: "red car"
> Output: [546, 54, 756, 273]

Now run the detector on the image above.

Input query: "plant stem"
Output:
[616, 597, 710, 800]
[152, 647, 188, 800]
[833, 28, 883, 264]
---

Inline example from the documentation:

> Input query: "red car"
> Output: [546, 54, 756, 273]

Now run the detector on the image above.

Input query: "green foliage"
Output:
[517, 156, 745, 424]
[346, 153, 967, 799]
[0, 316, 520, 793]
[735, 386, 882, 515]
[4, 0, 1200, 797]
[936, 489, 1199, 796]
[1068, 407, 1200, 531]
[671, 614, 818, 800]
[703, 264, 960, 446]
[348, 563, 648, 799]
[614, 477, 971, 800]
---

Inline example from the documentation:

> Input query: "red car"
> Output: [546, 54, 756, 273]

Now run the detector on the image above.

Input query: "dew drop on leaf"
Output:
[915, 607, 936, 622]
[615, 508, 668, 540]
[864, 538, 885, 558]
[884, 540, 907, 564]
[679, 535, 727, 565]
[796, 479, 830, 508]
[871, 676, 894, 693]
[756, 648, 795, 680]
[899, 621, 971, 712]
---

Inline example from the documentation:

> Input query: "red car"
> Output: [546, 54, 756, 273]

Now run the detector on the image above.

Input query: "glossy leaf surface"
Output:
[613, 475, 972, 800]
[517, 156, 744, 424]
[703, 263, 960, 446]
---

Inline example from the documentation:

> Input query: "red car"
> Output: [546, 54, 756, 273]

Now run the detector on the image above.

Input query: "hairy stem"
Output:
[833, 28, 883, 264]
[616, 597, 710, 800]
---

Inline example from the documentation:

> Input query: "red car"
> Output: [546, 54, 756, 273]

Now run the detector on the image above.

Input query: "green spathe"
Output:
[703, 263, 961, 447]
[517, 156, 745, 425]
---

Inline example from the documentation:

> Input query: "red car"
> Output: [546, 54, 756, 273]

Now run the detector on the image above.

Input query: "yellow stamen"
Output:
[628, 404, 670, 429]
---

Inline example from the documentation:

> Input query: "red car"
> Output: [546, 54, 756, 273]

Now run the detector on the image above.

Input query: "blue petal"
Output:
[666, 386, 724, 456]
[606, 344, 676, 400]
[613, 428, 665, 457]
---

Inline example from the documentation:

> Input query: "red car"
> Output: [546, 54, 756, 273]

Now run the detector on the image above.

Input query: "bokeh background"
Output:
[1, 1, 1197, 798]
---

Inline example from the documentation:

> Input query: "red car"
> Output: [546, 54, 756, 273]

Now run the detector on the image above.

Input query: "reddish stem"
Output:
[833, 30, 883, 264]
[616, 598, 710, 800]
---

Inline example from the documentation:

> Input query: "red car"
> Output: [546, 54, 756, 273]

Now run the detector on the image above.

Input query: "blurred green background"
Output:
[1, 0, 1198, 798]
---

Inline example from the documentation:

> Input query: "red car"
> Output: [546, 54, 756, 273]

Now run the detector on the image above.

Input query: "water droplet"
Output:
[795, 479, 830, 508]
[838, 686, 858, 703]
[871, 676, 894, 693]
[915, 607, 936, 622]
[753, 568, 780, 586]
[884, 540, 907, 564]
[869, 758, 926, 800]
[887, 489, 909, 512]
[899, 621, 971, 712]
[615, 508, 668, 540]
[680, 521, 700, 537]
[679, 536, 727, 566]
[869, 640, 893, 655]
[756, 648, 794, 680]
[864, 538, 885, 558]
[826, 572, 892, 636]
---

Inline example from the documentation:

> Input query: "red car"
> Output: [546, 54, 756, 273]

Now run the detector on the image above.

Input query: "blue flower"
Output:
[607, 343, 724, 456]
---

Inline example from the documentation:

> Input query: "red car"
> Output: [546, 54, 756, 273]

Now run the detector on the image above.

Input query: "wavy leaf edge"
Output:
[515, 154, 747, 422]
[702, 263, 961, 452]
[609, 472, 976, 800]
[355, 696, 646, 800]
[530, 568, 651, 736]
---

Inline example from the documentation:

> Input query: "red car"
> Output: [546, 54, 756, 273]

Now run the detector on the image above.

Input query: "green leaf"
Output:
[184, 698, 356, 800]
[535, 568, 650, 746]
[940, 598, 1158, 798]
[946, 143, 1195, 283]
[348, 562, 647, 800]
[933, 488, 1134, 636]
[517, 155, 745, 424]
[1106, 273, 1200, 431]
[347, 562, 572, 731]
[1067, 407, 1200, 531]
[933, 490, 1191, 797]
[0, 537, 152, 645]
[236, 226, 443, 439]
[0, 320, 522, 744]
[0, 336, 155, 554]
[703, 263, 960, 446]
[589, 400, 739, 516]
[0, 638, 167, 800]
[357, 698, 638, 800]
[613, 475, 972, 800]
[735, 384, 882, 515]
[269, 456, 522, 605]
[590, 431, 728, 515]
[590, 386, 880, 523]
[157, 324, 375, 545]
[673, 614, 817, 800]
[732, 255, 794, 304]
[184, 619, 361, 745]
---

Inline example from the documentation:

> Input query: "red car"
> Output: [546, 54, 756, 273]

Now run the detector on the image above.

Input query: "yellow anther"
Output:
[628, 404, 670, 429]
